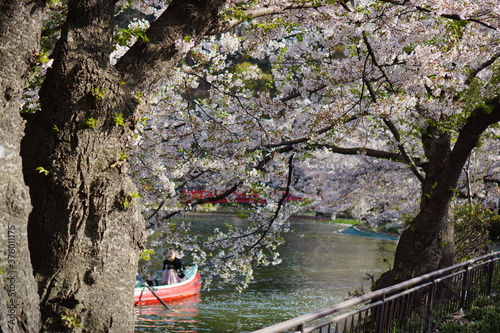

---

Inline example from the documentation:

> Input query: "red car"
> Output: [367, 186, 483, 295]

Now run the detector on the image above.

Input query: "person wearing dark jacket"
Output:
[161, 248, 185, 285]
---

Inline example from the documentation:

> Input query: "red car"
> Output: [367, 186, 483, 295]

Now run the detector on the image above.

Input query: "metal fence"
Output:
[251, 251, 500, 333]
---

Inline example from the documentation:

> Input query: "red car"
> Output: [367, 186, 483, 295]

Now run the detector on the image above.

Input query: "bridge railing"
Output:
[251, 251, 500, 333]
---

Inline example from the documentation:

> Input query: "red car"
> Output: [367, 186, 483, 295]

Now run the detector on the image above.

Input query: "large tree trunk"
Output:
[0, 2, 45, 332]
[22, 83, 145, 332]
[376, 102, 500, 289]
[21, 1, 145, 331]
[20, 0, 225, 331]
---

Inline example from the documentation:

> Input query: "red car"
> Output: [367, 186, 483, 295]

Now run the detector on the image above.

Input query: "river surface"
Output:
[134, 213, 397, 332]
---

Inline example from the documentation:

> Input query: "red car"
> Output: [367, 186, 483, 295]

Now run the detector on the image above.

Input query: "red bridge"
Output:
[183, 189, 304, 204]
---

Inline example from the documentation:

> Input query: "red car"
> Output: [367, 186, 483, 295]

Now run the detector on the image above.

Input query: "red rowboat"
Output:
[134, 265, 202, 305]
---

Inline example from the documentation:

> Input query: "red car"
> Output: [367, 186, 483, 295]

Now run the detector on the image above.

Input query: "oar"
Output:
[136, 275, 171, 310]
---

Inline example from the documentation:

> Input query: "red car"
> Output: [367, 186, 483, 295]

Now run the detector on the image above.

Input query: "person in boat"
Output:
[161, 248, 185, 285]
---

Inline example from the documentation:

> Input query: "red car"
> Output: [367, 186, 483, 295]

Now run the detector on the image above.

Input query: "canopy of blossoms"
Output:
[111, 0, 500, 288]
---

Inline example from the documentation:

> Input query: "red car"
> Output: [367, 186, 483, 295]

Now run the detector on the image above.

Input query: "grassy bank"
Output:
[437, 295, 500, 333]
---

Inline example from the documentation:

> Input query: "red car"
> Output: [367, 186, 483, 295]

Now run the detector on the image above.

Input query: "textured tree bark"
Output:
[376, 101, 500, 290]
[0, 1, 45, 332]
[21, 1, 145, 330]
[20, 0, 226, 331]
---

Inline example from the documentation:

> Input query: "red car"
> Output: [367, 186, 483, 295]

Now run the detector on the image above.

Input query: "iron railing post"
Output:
[487, 259, 494, 296]
[425, 277, 436, 332]
[460, 264, 470, 309]
[375, 294, 385, 333]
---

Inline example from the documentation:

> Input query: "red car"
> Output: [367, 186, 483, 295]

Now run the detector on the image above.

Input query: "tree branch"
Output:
[380, 0, 498, 30]
[280, 84, 327, 102]
[241, 153, 295, 254]
[211, 2, 321, 34]
[161, 182, 243, 221]
[484, 175, 500, 186]
[115, 0, 226, 94]
[382, 117, 426, 183]
[362, 32, 396, 93]
[157, 138, 297, 223]
[313, 144, 424, 166]
[465, 52, 500, 85]
[361, 34, 426, 182]
[197, 154, 296, 252]
[446, 97, 500, 189]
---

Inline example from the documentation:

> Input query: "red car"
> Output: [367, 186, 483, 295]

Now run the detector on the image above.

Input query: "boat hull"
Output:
[134, 266, 202, 305]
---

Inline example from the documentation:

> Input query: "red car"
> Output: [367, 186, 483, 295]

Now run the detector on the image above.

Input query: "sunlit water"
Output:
[134, 213, 397, 332]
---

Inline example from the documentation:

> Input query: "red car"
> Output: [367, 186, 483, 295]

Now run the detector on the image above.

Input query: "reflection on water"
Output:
[135, 213, 397, 332]
[135, 294, 201, 332]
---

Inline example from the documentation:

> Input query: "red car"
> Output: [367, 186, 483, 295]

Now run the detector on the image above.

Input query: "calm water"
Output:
[134, 213, 397, 332]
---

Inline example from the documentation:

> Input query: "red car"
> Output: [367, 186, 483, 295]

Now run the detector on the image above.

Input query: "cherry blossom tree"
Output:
[132, 0, 500, 291]
[1, 0, 499, 332]
[1, 0, 320, 332]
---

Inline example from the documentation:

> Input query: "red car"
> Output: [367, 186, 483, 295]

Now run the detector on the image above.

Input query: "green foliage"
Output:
[385, 226, 401, 234]
[420, 17, 465, 53]
[454, 204, 493, 262]
[402, 44, 415, 54]
[223, 7, 252, 23]
[439, 322, 474, 333]
[36, 167, 49, 176]
[297, 197, 315, 207]
[123, 191, 141, 208]
[252, 17, 298, 34]
[110, 152, 128, 168]
[140, 249, 155, 261]
[38, 51, 52, 65]
[90, 87, 105, 101]
[319, 218, 358, 225]
[113, 25, 149, 47]
[235, 211, 248, 219]
[117, 152, 129, 160]
[488, 215, 500, 242]
[132, 91, 144, 104]
[233, 61, 273, 95]
[85, 118, 99, 129]
[444, 19, 469, 40]
[21, 1, 66, 113]
[457, 78, 499, 124]
[196, 203, 218, 212]
[113, 113, 126, 126]
[61, 311, 82, 328]
[439, 295, 500, 333]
